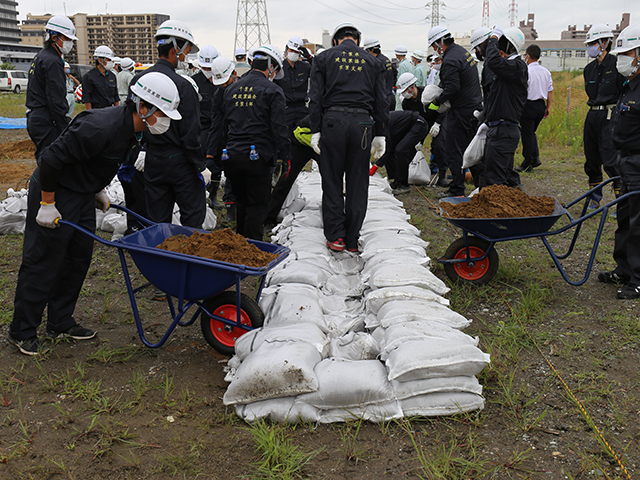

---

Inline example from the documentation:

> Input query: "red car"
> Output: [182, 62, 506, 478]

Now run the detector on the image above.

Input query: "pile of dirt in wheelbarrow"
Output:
[156, 229, 279, 268]
[440, 185, 556, 219]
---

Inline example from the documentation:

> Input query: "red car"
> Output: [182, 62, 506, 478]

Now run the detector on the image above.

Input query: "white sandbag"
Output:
[236, 397, 320, 424]
[263, 284, 327, 332]
[298, 358, 394, 409]
[421, 84, 443, 104]
[321, 273, 364, 296]
[385, 339, 490, 382]
[266, 257, 334, 287]
[374, 321, 479, 358]
[279, 210, 324, 229]
[373, 300, 471, 330]
[223, 341, 322, 405]
[327, 255, 365, 276]
[360, 219, 420, 236]
[364, 209, 410, 224]
[319, 400, 403, 423]
[280, 197, 306, 219]
[365, 286, 449, 316]
[364, 263, 448, 295]
[462, 133, 486, 170]
[392, 376, 483, 400]
[203, 205, 217, 230]
[100, 211, 126, 236]
[258, 283, 319, 322]
[361, 231, 428, 251]
[408, 150, 431, 185]
[329, 332, 380, 361]
[400, 392, 484, 416]
[284, 239, 333, 258]
[318, 295, 363, 316]
[361, 251, 430, 275]
[234, 323, 329, 362]
[0, 193, 28, 234]
[324, 313, 365, 338]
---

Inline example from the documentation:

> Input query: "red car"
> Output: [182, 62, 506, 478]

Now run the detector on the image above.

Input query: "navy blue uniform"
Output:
[26, 46, 69, 162]
[376, 52, 396, 111]
[610, 74, 640, 287]
[275, 59, 311, 131]
[133, 59, 206, 228]
[436, 42, 482, 196]
[309, 39, 388, 249]
[11, 107, 138, 341]
[222, 69, 290, 240]
[193, 70, 221, 204]
[583, 53, 625, 195]
[81, 67, 119, 109]
[482, 36, 528, 188]
[206, 85, 235, 208]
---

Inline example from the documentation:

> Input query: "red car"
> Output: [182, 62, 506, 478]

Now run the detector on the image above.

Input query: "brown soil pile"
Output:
[0, 139, 35, 159]
[156, 228, 278, 268]
[441, 185, 556, 219]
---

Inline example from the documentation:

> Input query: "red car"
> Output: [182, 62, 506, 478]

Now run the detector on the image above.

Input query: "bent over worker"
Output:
[9, 73, 181, 356]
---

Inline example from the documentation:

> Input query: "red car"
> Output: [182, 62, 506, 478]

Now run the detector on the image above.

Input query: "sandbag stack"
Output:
[224, 165, 489, 423]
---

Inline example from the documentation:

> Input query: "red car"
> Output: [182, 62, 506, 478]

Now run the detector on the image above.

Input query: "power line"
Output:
[310, 0, 428, 26]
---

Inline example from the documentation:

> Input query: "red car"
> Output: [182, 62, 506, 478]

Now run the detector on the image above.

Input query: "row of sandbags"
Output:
[223, 165, 489, 423]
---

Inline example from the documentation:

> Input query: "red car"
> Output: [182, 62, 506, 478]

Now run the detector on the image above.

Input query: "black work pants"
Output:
[484, 124, 521, 188]
[27, 109, 64, 164]
[431, 122, 447, 171]
[121, 169, 148, 232]
[266, 141, 315, 224]
[319, 110, 372, 249]
[11, 171, 94, 340]
[520, 99, 545, 167]
[143, 147, 206, 228]
[379, 119, 428, 185]
[444, 108, 476, 196]
[613, 154, 640, 286]
[584, 109, 620, 185]
[223, 154, 271, 240]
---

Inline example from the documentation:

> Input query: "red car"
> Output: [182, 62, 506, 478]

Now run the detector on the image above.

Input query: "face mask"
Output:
[146, 115, 171, 135]
[104, 61, 115, 71]
[587, 44, 601, 58]
[65, 68, 70, 74]
[433, 63, 441, 71]
[60, 40, 73, 55]
[617, 55, 638, 77]
[401, 89, 413, 99]
[287, 52, 300, 62]
[202, 69, 213, 79]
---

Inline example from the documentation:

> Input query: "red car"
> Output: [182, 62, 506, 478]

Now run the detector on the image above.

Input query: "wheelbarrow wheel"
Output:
[200, 291, 264, 356]
[443, 236, 499, 285]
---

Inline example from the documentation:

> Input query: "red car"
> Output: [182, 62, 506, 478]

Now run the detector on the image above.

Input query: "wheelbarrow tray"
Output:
[439, 197, 568, 240]
[117, 223, 288, 301]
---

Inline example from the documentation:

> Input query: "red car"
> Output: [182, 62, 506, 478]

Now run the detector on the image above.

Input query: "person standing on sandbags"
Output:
[309, 22, 388, 253]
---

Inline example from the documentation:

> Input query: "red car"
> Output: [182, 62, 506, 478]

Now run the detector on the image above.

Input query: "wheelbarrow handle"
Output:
[109, 204, 157, 227]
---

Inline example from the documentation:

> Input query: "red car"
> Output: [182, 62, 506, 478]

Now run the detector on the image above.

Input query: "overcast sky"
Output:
[19, 0, 639, 58]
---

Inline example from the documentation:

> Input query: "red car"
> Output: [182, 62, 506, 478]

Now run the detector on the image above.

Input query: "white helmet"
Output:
[470, 27, 492, 49]
[331, 22, 361, 44]
[394, 45, 408, 56]
[363, 36, 380, 50]
[286, 35, 304, 53]
[198, 45, 219, 68]
[235, 47, 246, 57]
[503, 27, 525, 52]
[120, 57, 135, 70]
[64, 61, 70, 69]
[252, 44, 285, 79]
[94, 45, 114, 60]
[247, 47, 258, 62]
[155, 19, 199, 53]
[397, 72, 417, 94]
[113, 56, 122, 65]
[45, 15, 77, 41]
[428, 25, 451, 46]
[211, 56, 235, 85]
[612, 24, 640, 54]
[411, 51, 424, 61]
[584, 23, 614, 45]
[131, 72, 182, 120]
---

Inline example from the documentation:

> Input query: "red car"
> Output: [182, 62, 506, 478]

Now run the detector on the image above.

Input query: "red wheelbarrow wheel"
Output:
[443, 236, 499, 285]
[200, 291, 264, 356]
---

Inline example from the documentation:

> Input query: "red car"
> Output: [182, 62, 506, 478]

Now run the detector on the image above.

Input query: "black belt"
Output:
[590, 104, 616, 111]
[487, 120, 519, 127]
[620, 150, 640, 157]
[527, 98, 545, 103]
[326, 106, 370, 115]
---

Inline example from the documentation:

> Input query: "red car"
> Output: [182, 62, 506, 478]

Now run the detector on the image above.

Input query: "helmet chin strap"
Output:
[134, 96, 158, 123]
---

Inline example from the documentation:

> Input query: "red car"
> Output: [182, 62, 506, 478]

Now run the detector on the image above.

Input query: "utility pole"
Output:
[426, 0, 443, 28]
[482, 0, 490, 28]
[508, 0, 518, 27]
[234, 0, 271, 54]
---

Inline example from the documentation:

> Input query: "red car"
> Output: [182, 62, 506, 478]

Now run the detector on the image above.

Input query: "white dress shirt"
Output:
[527, 61, 553, 101]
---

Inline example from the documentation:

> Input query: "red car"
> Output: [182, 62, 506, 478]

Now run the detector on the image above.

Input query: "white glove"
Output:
[476, 123, 489, 139]
[371, 136, 386, 161]
[492, 25, 504, 39]
[310, 132, 321, 155]
[430, 123, 441, 138]
[473, 110, 481, 118]
[201, 168, 212, 186]
[421, 84, 443, 105]
[134, 150, 146, 171]
[415, 142, 423, 152]
[36, 203, 61, 228]
[95, 190, 111, 213]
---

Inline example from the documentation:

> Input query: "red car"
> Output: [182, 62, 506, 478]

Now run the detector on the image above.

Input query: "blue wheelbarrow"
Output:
[437, 178, 635, 286]
[58, 205, 289, 355]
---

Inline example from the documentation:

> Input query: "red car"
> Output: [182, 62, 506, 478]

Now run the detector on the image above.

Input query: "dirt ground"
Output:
[0, 131, 638, 479]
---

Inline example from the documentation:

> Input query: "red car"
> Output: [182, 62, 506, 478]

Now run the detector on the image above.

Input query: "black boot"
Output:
[225, 202, 236, 223]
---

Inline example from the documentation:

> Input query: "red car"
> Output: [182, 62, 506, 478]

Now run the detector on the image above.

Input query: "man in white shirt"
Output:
[516, 44, 553, 172]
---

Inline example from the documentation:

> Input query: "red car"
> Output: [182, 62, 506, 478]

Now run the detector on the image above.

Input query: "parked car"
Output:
[68, 64, 92, 83]
[0, 70, 29, 94]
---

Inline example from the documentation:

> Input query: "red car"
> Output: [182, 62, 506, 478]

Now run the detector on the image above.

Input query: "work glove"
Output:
[36, 203, 61, 229]
[134, 150, 146, 172]
[476, 123, 489, 139]
[428, 102, 440, 111]
[199, 168, 212, 188]
[371, 136, 386, 161]
[299, 46, 311, 61]
[117, 164, 136, 183]
[430, 123, 441, 138]
[95, 190, 111, 212]
[415, 142, 423, 152]
[311, 132, 321, 155]
[492, 25, 504, 39]
[473, 110, 481, 118]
